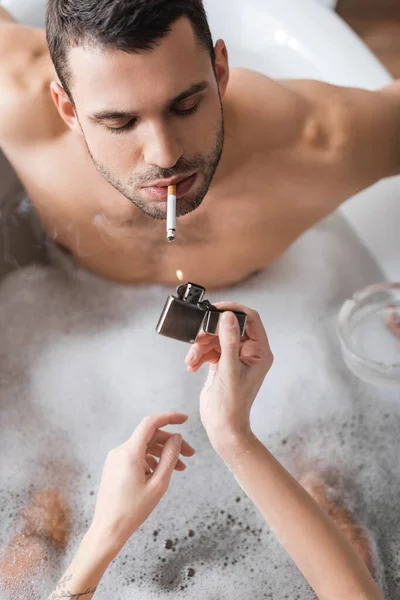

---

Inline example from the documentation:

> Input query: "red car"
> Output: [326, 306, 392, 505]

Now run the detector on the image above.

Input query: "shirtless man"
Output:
[0, 3, 390, 593]
[0, 0, 399, 289]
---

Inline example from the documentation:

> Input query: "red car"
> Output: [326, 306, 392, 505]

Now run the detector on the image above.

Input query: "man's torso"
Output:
[0, 25, 350, 288]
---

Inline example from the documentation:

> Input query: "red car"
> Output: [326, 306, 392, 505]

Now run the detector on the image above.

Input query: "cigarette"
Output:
[167, 184, 177, 242]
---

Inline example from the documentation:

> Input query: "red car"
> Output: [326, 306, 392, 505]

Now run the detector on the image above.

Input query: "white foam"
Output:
[0, 212, 399, 599]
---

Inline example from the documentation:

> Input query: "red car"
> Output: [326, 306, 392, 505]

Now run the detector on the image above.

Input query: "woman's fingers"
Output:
[212, 303, 262, 339]
[148, 443, 186, 471]
[187, 349, 221, 372]
[186, 337, 220, 365]
[193, 330, 218, 346]
[127, 413, 189, 454]
[146, 455, 159, 472]
[213, 303, 272, 366]
[153, 431, 195, 457]
[148, 435, 184, 489]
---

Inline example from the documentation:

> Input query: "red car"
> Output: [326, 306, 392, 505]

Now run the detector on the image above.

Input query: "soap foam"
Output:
[0, 213, 399, 599]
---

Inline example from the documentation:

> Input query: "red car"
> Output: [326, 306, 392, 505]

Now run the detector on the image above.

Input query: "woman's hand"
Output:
[185, 303, 273, 450]
[89, 412, 195, 555]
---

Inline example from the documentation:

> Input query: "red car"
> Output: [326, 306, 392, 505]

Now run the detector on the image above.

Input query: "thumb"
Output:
[218, 311, 240, 371]
[151, 434, 182, 488]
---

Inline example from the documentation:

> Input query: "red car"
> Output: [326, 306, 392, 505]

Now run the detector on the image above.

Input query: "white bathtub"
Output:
[1, 4, 400, 597]
[1, 0, 399, 280]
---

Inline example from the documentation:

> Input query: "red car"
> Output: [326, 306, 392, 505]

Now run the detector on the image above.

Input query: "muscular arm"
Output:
[288, 78, 400, 207]
[232, 70, 400, 220]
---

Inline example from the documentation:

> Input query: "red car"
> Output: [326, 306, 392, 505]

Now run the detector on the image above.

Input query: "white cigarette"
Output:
[167, 184, 176, 242]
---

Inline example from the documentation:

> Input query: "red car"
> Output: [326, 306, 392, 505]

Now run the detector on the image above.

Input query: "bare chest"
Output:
[11, 138, 323, 289]
[69, 194, 272, 289]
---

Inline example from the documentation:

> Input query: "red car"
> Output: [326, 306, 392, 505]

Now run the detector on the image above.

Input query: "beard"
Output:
[85, 111, 224, 221]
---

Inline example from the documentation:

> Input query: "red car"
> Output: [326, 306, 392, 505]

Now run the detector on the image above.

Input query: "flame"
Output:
[176, 270, 184, 282]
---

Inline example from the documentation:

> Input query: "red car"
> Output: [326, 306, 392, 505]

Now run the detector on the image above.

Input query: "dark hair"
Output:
[46, 0, 215, 98]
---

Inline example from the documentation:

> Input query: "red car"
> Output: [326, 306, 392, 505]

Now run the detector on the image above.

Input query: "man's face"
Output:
[66, 18, 225, 220]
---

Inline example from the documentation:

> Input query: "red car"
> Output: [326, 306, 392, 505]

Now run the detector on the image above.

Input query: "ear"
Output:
[50, 81, 83, 136]
[213, 39, 229, 99]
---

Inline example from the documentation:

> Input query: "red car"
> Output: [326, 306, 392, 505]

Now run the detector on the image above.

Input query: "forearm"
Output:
[216, 433, 383, 600]
[48, 528, 119, 600]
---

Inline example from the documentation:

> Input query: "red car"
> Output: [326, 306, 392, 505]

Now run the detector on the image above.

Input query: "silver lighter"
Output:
[156, 282, 247, 344]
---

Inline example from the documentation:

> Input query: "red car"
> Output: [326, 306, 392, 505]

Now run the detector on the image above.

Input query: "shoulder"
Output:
[227, 68, 301, 114]
[226, 69, 341, 153]
[0, 22, 50, 82]
[226, 69, 314, 151]
[0, 23, 61, 147]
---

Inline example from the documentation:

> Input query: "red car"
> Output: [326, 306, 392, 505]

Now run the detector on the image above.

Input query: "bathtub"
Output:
[1, 3, 400, 598]
[1, 0, 399, 281]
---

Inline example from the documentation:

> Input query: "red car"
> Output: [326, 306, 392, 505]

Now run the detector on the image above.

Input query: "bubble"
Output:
[1, 216, 400, 598]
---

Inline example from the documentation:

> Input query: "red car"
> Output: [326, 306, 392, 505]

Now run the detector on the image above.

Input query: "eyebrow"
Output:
[89, 81, 209, 121]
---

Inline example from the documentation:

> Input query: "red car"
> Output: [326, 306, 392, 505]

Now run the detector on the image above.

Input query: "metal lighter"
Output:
[156, 282, 247, 344]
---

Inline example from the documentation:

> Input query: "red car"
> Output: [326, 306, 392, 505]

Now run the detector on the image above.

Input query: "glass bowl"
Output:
[338, 282, 400, 387]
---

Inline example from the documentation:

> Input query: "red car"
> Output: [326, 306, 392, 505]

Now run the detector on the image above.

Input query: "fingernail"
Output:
[221, 311, 236, 328]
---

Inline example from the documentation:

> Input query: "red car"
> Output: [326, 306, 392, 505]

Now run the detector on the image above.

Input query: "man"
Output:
[0, 0, 399, 288]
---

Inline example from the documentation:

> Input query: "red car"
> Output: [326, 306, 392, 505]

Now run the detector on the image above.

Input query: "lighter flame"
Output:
[176, 270, 184, 282]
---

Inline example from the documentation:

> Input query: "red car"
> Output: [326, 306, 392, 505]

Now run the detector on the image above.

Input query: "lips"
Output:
[143, 173, 197, 201]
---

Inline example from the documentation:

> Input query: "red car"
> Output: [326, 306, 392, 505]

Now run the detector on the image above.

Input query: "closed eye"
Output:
[105, 96, 202, 133]
[171, 101, 201, 117]
[106, 119, 137, 134]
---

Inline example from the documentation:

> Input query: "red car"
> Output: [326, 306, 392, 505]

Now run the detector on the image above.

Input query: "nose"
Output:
[143, 122, 183, 169]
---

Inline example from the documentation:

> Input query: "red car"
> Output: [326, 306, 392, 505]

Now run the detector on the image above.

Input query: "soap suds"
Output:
[0, 490, 69, 599]
[0, 213, 399, 598]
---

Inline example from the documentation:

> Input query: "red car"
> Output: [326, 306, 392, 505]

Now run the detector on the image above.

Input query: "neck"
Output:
[211, 97, 241, 190]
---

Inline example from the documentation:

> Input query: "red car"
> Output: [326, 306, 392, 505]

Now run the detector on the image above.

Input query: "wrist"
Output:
[54, 527, 119, 597]
[81, 525, 127, 566]
[209, 427, 257, 459]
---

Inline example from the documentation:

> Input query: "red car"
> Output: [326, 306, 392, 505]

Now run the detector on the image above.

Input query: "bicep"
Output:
[291, 80, 400, 204]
